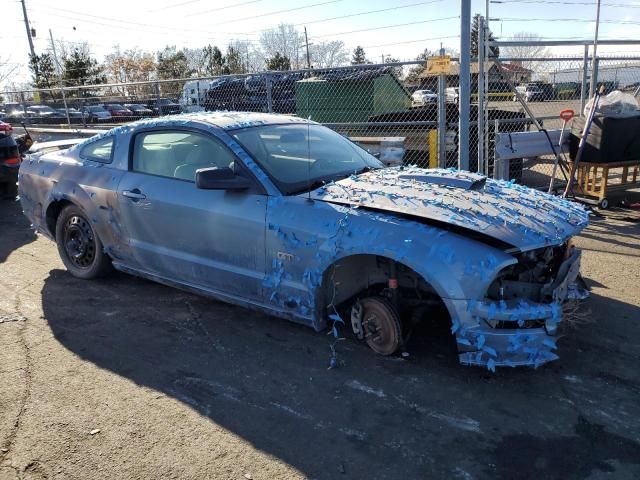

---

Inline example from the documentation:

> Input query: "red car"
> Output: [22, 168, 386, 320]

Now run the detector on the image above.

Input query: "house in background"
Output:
[416, 61, 533, 91]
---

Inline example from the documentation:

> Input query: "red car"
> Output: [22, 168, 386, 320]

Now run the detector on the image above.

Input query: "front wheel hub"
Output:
[360, 297, 402, 356]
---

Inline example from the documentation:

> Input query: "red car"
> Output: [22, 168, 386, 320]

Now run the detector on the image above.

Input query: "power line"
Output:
[293, 0, 447, 27]
[361, 34, 460, 49]
[492, 0, 640, 7]
[184, 0, 265, 17]
[27, 4, 262, 38]
[498, 17, 640, 24]
[312, 16, 458, 39]
[204, 0, 346, 26]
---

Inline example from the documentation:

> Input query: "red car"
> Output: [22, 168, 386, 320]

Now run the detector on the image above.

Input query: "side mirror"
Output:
[195, 167, 251, 190]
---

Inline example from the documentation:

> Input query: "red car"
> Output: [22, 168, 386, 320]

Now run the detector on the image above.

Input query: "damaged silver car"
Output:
[18, 112, 589, 370]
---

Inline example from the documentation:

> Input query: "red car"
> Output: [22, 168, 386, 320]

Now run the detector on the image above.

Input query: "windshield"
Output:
[108, 104, 126, 109]
[232, 123, 383, 195]
[88, 106, 105, 112]
[158, 98, 174, 105]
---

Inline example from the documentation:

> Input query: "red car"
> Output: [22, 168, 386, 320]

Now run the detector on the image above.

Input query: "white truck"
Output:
[179, 80, 210, 112]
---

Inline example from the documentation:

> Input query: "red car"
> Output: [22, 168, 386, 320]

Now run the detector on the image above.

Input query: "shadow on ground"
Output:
[0, 199, 36, 264]
[41, 264, 640, 479]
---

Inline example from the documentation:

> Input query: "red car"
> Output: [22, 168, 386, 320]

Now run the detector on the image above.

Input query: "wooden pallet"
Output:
[571, 159, 640, 208]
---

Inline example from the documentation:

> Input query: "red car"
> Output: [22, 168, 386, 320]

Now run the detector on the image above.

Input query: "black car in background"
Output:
[80, 105, 113, 123]
[27, 105, 67, 124]
[145, 98, 181, 115]
[56, 107, 86, 124]
[124, 103, 154, 118]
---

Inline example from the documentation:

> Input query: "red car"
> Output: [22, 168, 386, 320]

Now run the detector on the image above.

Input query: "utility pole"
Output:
[458, 0, 471, 171]
[49, 29, 71, 126]
[20, 0, 36, 59]
[304, 27, 312, 70]
[20, 0, 39, 84]
[589, 0, 601, 98]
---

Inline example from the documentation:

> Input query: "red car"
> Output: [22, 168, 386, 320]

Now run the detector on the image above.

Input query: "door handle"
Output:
[122, 189, 146, 200]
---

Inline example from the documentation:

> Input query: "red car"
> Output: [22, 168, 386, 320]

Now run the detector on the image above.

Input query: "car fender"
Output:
[262, 196, 515, 331]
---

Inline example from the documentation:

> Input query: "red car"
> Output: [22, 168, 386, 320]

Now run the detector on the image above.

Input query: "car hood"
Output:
[308, 167, 589, 251]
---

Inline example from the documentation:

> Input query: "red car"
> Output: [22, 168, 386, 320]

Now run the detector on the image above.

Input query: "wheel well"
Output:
[320, 254, 449, 325]
[45, 200, 73, 239]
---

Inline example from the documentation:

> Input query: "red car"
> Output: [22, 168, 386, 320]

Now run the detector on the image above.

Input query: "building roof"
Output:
[418, 61, 531, 78]
[500, 63, 533, 74]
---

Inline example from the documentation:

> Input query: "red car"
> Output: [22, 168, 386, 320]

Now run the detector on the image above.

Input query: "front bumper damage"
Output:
[450, 248, 588, 370]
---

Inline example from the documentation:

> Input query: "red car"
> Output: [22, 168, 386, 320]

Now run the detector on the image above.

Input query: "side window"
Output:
[80, 136, 114, 163]
[132, 130, 237, 181]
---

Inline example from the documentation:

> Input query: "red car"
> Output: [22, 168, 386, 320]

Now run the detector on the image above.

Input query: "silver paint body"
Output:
[18, 112, 590, 369]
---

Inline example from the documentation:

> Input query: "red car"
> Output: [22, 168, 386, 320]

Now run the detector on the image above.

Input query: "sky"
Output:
[3, 0, 640, 87]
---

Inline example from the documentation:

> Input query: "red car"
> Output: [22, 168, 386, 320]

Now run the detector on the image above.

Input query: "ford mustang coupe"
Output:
[19, 112, 589, 369]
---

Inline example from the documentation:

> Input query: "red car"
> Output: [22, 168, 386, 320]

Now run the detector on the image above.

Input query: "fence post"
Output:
[19, 92, 28, 125]
[458, 0, 471, 171]
[580, 45, 589, 113]
[437, 48, 447, 168]
[265, 74, 273, 113]
[477, 15, 485, 174]
[155, 82, 162, 115]
[593, 57, 600, 94]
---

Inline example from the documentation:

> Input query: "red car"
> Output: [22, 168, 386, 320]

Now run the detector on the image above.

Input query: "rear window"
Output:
[80, 136, 114, 163]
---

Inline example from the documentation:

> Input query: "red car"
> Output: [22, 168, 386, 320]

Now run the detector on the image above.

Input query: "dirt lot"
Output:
[1, 196, 640, 480]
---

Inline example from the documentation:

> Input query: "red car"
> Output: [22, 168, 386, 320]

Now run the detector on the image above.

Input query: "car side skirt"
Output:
[112, 261, 319, 330]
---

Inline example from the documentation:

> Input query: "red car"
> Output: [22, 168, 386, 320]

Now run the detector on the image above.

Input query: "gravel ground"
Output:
[1, 196, 639, 480]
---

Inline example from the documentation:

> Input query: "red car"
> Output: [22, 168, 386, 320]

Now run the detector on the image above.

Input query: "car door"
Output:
[116, 128, 267, 302]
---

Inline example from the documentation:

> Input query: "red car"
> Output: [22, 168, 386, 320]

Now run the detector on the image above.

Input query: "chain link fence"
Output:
[484, 54, 640, 187]
[2, 53, 640, 187]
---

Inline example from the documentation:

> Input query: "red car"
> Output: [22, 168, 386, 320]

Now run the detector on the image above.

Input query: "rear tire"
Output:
[55, 205, 112, 279]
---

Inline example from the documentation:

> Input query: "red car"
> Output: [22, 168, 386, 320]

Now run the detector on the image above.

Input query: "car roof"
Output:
[120, 111, 318, 131]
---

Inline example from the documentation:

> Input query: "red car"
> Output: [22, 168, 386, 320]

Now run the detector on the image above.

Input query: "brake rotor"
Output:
[360, 297, 402, 356]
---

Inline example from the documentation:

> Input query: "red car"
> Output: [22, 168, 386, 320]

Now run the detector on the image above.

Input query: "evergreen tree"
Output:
[224, 45, 245, 74]
[471, 14, 499, 58]
[29, 52, 57, 90]
[351, 46, 367, 65]
[157, 47, 192, 79]
[203, 45, 225, 76]
[62, 48, 105, 98]
[266, 52, 290, 71]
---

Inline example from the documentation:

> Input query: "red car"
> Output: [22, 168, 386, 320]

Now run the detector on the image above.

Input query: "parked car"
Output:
[124, 103, 154, 118]
[514, 82, 555, 102]
[145, 98, 181, 115]
[445, 87, 459, 103]
[81, 105, 113, 123]
[56, 107, 86, 123]
[105, 104, 134, 119]
[411, 89, 438, 106]
[0, 121, 32, 199]
[0, 122, 20, 199]
[27, 105, 67, 124]
[18, 112, 589, 370]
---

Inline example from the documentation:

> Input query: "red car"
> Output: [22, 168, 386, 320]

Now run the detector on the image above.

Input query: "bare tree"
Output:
[104, 46, 156, 97]
[183, 47, 208, 76]
[259, 24, 305, 70]
[310, 40, 349, 68]
[502, 32, 550, 71]
[0, 57, 18, 88]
